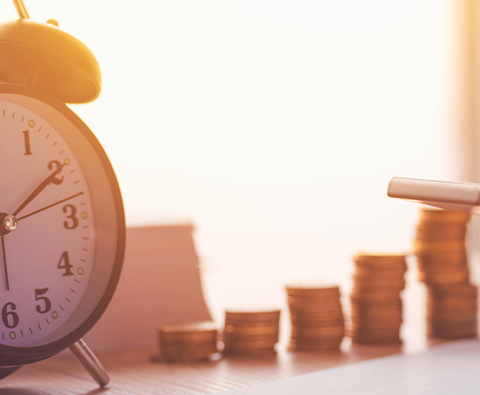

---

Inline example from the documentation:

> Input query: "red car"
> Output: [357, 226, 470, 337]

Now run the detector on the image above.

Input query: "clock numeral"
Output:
[2, 302, 19, 329]
[48, 160, 64, 185]
[35, 288, 52, 314]
[63, 204, 79, 230]
[22, 130, 32, 155]
[58, 251, 74, 276]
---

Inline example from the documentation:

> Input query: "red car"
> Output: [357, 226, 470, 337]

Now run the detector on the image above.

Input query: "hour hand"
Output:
[13, 161, 65, 217]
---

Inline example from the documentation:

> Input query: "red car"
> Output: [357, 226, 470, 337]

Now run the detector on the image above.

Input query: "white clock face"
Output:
[0, 100, 95, 347]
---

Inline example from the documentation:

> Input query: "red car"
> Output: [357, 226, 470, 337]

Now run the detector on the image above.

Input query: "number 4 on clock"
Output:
[58, 251, 74, 276]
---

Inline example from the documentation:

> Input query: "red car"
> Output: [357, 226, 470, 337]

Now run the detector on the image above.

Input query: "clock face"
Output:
[0, 100, 95, 346]
[0, 84, 124, 361]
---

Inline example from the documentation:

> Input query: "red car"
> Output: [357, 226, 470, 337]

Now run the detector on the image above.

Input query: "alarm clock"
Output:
[0, 1, 125, 387]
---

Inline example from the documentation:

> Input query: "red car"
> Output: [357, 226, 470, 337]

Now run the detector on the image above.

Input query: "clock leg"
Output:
[69, 339, 110, 388]
[0, 366, 20, 379]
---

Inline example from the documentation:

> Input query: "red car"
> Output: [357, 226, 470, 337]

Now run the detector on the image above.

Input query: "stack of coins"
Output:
[222, 309, 280, 356]
[414, 208, 477, 339]
[350, 254, 407, 345]
[158, 321, 218, 361]
[285, 285, 345, 351]
[414, 208, 471, 285]
[426, 283, 478, 339]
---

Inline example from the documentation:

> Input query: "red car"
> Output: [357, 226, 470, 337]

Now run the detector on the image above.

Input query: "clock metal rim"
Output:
[0, 83, 125, 365]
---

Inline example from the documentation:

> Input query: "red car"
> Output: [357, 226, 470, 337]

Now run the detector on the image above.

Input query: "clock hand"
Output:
[1, 236, 9, 291]
[13, 162, 66, 217]
[17, 192, 84, 221]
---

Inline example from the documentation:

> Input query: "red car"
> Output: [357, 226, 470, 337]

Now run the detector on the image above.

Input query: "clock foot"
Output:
[69, 339, 110, 388]
[0, 366, 20, 379]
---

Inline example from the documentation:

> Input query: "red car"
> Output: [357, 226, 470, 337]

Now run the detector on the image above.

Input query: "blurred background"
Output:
[1, 1, 478, 329]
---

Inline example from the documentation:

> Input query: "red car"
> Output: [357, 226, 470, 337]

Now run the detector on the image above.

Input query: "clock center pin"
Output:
[0, 214, 18, 235]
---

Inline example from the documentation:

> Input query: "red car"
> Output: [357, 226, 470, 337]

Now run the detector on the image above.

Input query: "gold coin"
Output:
[352, 274, 406, 289]
[223, 332, 279, 343]
[286, 295, 342, 306]
[225, 308, 281, 324]
[288, 310, 344, 322]
[224, 324, 279, 336]
[159, 321, 218, 344]
[351, 333, 402, 345]
[285, 284, 340, 298]
[350, 291, 402, 303]
[288, 338, 343, 351]
[427, 283, 478, 297]
[162, 343, 218, 361]
[160, 321, 217, 334]
[290, 325, 344, 337]
[419, 271, 469, 284]
[419, 208, 471, 222]
[223, 338, 278, 349]
[223, 346, 277, 357]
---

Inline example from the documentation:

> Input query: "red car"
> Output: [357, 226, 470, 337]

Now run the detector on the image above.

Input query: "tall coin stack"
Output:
[414, 208, 477, 339]
[158, 321, 219, 361]
[426, 283, 478, 339]
[285, 285, 345, 351]
[223, 309, 281, 356]
[350, 254, 407, 345]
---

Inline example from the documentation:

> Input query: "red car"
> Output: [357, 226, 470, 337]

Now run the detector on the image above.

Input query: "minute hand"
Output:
[13, 162, 66, 217]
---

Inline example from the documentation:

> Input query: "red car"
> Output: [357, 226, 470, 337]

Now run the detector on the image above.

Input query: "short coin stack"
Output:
[222, 309, 280, 356]
[286, 285, 345, 351]
[414, 208, 471, 285]
[158, 321, 219, 361]
[413, 208, 477, 339]
[426, 283, 478, 339]
[350, 254, 407, 345]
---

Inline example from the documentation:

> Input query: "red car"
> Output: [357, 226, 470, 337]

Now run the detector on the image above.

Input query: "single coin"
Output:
[350, 291, 402, 303]
[288, 339, 342, 351]
[353, 255, 407, 271]
[426, 296, 477, 309]
[350, 296, 402, 307]
[418, 263, 470, 274]
[414, 240, 466, 253]
[223, 338, 278, 349]
[351, 334, 402, 345]
[288, 310, 345, 323]
[225, 308, 281, 324]
[416, 257, 468, 268]
[223, 346, 277, 357]
[419, 271, 470, 284]
[290, 325, 344, 337]
[162, 343, 218, 361]
[419, 208, 471, 222]
[415, 229, 467, 243]
[287, 294, 342, 305]
[224, 324, 279, 336]
[415, 248, 468, 262]
[223, 332, 279, 343]
[352, 274, 406, 288]
[354, 267, 406, 279]
[160, 321, 218, 334]
[288, 303, 343, 315]
[427, 329, 477, 339]
[285, 284, 340, 298]
[159, 321, 218, 344]
[427, 283, 478, 297]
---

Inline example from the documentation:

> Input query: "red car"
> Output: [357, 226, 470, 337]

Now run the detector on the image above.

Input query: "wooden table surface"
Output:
[0, 337, 445, 395]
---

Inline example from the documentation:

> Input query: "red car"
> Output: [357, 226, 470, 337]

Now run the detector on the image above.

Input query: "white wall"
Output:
[0, 1, 462, 319]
